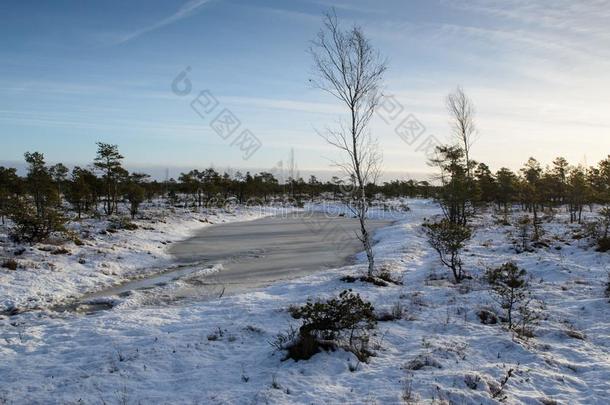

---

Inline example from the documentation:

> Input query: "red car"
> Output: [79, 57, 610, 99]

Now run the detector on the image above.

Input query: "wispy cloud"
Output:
[114, 0, 212, 44]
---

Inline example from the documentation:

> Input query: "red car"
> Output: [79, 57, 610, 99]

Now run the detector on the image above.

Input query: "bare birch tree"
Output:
[446, 86, 476, 177]
[309, 11, 386, 277]
[446, 86, 477, 221]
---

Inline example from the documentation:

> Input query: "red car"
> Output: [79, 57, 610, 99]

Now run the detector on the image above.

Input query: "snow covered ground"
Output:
[1, 199, 609, 404]
[0, 203, 289, 313]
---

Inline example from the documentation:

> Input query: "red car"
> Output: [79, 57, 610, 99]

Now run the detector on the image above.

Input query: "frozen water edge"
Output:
[0, 199, 609, 404]
[68, 213, 392, 313]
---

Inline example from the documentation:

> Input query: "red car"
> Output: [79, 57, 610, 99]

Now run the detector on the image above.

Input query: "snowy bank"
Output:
[0, 199, 609, 404]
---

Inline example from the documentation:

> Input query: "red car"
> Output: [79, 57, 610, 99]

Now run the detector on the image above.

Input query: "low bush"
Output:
[516, 215, 533, 252]
[403, 354, 442, 371]
[341, 274, 388, 287]
[490, 365, 515, 400]
[582, 208, 610, 252]
[375, 301, 404, 322]
[269, 325, 299, 352]
[13, 247, 26, 256]
[9, 200, 65, 244]
[582, 221, 601, 240]
[597, 237, 610, 252]
[423, 219, 472, 283]
[108, 217, 139, 231]
[486, 262, 541, 337]
[282, 290, 377, 361]
[477, 308, 498, 325]
[207, 327, 225, 341]
[1, 259, 18, 270]
[51, 247, 70, 255]
[464, 373, 483, 390]
[377, 270, 403, 285]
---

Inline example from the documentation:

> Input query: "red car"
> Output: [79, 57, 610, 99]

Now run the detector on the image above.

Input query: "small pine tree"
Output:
[424, 219, 472, 283]
[9, 198, 65, 243]
[487, 263, 539, 336]
[289, 290, 377, 361]
[495, 168, 518, 221]
[0, 166, 20, 225]
[520, 158, 543, 239]
[10, 152, 65, 243]
[597, 207, 610, 252]
[125, 178, 146, 219]
[516, 215, 532, 252]
[94, 143, 124, 216]
[49, 163, 69, 206]
[65, 167, 93, 219]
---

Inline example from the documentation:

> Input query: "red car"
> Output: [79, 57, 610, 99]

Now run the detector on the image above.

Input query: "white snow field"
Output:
[1, 199, 609, 404]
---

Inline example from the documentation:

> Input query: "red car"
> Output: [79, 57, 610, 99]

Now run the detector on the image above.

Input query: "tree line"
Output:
[437, 150, 610, 224]
[0, 139, 607, 245]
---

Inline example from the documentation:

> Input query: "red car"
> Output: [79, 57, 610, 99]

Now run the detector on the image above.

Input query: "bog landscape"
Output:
[1, 1, 609, 404]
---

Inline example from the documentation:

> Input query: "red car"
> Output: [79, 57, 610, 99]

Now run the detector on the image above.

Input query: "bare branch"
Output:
[309, 9, 386, 277]
[446, 86, 477, 174]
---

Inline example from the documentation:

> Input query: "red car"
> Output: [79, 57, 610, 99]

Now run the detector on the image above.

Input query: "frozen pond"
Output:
[169, 212, 392, 293]
[81, 212, 392, 305]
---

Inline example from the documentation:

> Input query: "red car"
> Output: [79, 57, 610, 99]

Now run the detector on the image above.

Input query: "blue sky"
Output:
[2, 0, 609, 179]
